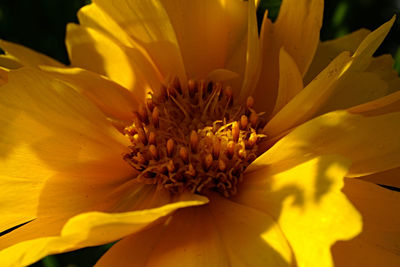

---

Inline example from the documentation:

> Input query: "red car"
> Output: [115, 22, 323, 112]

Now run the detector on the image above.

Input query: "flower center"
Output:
[124, 78, 265, 197]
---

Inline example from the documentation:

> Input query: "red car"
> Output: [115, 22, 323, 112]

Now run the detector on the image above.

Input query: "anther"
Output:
[137, 127, 148, 145]
[146, 95, 154, 111]
[249, 111, 258, 128]
[135, 152, 147, 165]
[226, 141, 235, 159]
[167, 84, 177, 98]
[188, 79, 197, 97]
[247, 133, 258, 148]
[212, 137, 220, 159]
[232, 121, 239, 142]
[240, 115, 248, 130]
[246, 96, 254, 109]
[149, 145, 159, 160]
[167, 160, 176, 173]
[158, 84, 167, 101]
[224, 86, 233, 106]
[172, 77, 182, 94]
[206, 131, 214, 139]
[218, 159, 227, 171]
[138, 104, 149, 124]
[214, 82, 223, 99]
[152, 107, 160, 128]
[179, 147, 189, 163]
[148, 132, 156, 145]
[238, 148, 247, 159]
[133, 112, 142, 127]
[204, 153, 213, 171]
[166, 138, 175, 157]
[186, 163, 196, 176]
[124, 126, 136, 135]
[190, 130, 199, 153]
[199, 80, 206, 100]
[133, 134, 140, 144]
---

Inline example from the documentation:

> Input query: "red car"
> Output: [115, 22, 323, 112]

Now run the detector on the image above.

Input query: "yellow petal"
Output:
[316, 71, 388, 115]
[104, 205, 230, 267]
[85, 0, 187, 85]
[0, 40, 64, 68]
[98, 196, 293, 267]
[252, 14, 276, 114]
[264, 17, 396, 136]
[358, 167, 400, 188]
[0, 54, 23, 70]
[236, 155, 361, 267]
[273, 0, 323, 76]
[0, 67, 132, 234]
[305, 29, 370, 84]
[66, 23, 162, 100]
[77, 3, 133, 49]
[332, 178, 400, 266]
[0, 184, 173, 250]
[238, 0, 261, 101]
[205, 69, 239, 84]
[0, 67, 8, 85]
[208, 195, 293, 266]
[351, 16, 395, 72]
[161, 0, 248, 79]
[40, 66, 140, 121]
[272, 48, 304, 115]
[264, 51, 352, 137]
[365, 54, 400, 96]
[95, 221, 172, 267]
[252, 0, 323, 110]
[348, 90, 400, 116]
[255, 110, 400, 177]
[0, 196, 208, 267]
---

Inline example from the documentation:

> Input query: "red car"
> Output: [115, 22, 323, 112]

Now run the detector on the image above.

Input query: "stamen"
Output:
[179, 147, 189, 163]
[188, 79, 197, 97]
[203, 153, 213, 171]
[167, 160, 175, 173]
[190, 130, 199, 153]
[172, 77, 182, 94]
[146, 95, 154, 111]
[123, 77, 266, 197]
[240, 115, 248, 130]
[247, 133, 257, 148]
[249, 111, 258, 128]
[232, 121, 239, 143]
[246, 96, 254, 109]
[226, 141, 235, 159]
[186, 163, 196, 176]
[166, 138, 175, 157]
[137, 127, 147, 145]
[152, 107, 160, 128]
[212, 137, 220, 159]
[138, 104, 148, 124]
[218, 159, 226, 171]
[149, 144, 158, 160]
[148, 132, 156, 145]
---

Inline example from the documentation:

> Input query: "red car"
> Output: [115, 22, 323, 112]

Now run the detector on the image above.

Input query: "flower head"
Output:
[1, 0, 400, 266]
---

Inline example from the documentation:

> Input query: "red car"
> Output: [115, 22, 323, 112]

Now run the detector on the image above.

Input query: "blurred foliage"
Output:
[0, 0, 398, 266]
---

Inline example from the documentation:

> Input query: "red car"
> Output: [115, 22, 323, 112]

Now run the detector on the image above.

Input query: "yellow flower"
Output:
[0, 0, 400, 266]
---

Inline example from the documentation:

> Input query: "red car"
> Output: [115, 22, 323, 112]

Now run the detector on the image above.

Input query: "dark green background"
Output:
[0, 0, 398, 266]
[1, 0, 399, 66]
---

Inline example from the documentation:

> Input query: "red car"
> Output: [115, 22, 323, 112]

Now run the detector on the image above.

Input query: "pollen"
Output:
[123, 78, 266, 197]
